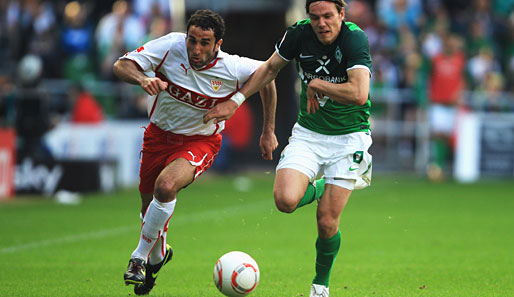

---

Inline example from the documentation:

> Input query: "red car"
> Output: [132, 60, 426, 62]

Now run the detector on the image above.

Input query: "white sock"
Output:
[140, 211, 167, 264]
[140, 211, 169, 265]
[131, 197, 176, 261]
[148, 226, 168, 265]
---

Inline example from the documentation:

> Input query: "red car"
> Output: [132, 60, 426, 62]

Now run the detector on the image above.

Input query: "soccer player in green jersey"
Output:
[204, 1, 372, 296]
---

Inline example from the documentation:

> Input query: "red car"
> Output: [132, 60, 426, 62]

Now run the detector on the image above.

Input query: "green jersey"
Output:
[276, 19, 372, 135]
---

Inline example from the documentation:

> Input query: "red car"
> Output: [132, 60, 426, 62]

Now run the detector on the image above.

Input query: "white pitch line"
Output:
[0, 225, 135, 254]
[0, 200, 272, 254]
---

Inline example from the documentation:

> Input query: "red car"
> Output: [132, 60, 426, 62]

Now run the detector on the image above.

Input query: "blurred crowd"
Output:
[0, 0, 170, 81]
[0, 0, 171, 126]
[0, 0, 513, 170]
[0, 0, 513, 117]
[345, 0, 514, 111]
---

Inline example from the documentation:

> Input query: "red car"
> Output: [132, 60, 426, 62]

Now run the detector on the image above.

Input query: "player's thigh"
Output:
[154, 134, 221, 198]
[155, 158, 196, 196]
[275, 132, 321, 204]
[139, 150, 167, 194]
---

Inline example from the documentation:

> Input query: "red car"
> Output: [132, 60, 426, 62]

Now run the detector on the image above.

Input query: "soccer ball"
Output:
[213, 251, 260, 296]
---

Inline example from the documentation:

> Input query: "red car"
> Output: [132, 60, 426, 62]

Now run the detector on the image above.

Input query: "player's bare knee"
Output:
[317, 215, 338, 235]
[154, 179, 178, 202]
[274, 190, 299, 213]
[274, 199, 296, 213]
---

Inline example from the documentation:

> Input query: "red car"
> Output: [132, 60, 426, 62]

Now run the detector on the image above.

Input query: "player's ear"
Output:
[215, 38, 223, 52]
[340, 7, 345, 21]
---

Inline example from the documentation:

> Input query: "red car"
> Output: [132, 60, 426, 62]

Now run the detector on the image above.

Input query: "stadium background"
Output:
[0, 0, 513, 195]
[1, 1, 514, 297]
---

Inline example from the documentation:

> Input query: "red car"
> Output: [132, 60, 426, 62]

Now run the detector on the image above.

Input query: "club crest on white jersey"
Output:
[210, 79, 223, 92]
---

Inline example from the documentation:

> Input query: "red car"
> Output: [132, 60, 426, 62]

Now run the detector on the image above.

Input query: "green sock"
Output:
[295, 179, 325, 209]
[313, 230, 341, 287]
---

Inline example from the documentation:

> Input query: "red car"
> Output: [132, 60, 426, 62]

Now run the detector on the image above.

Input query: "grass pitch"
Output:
[0, 172, 513, 296]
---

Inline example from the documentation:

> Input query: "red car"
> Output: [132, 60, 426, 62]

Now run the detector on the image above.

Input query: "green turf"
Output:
[1, 173, 513, 297]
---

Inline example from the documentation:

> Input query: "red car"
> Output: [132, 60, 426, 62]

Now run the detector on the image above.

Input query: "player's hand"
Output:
[259, 131, 278, 160]
[307, 94, 320, 114]
[306, 80, 321, 114]
[203, 100, 238, 124]
[141, 77, 168, 96]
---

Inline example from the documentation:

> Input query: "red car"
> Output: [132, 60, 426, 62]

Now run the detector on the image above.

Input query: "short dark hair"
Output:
[305, 0, 347, 13]
[186, 9, 225, 42]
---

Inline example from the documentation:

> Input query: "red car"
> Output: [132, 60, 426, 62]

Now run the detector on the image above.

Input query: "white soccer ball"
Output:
[213, 251, 260, 296]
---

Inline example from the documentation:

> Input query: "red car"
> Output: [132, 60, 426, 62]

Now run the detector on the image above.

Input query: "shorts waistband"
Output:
[147, 122, 220, 142]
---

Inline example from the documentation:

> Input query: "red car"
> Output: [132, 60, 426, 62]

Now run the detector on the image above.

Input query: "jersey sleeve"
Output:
[232, 56, 264, 85]
[344, 29, 373, 74]
[275, 22, 303, 61]
[121, 33, 177, 72]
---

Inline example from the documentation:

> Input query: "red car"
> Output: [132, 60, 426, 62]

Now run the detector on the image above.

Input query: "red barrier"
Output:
[0, 129, 16, 199]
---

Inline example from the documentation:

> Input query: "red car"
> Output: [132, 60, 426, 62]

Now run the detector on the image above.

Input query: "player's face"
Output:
[186, 25, 222, 69]
[308, 1, 344, 45]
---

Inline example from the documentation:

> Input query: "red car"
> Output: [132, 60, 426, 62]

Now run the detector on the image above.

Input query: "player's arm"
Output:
[113, 59, 168, 96]
[258, 81, 278, 160]
[306, 68, 370, 113]
[203, 52, 288, 124]
[239, 52, 288, 100]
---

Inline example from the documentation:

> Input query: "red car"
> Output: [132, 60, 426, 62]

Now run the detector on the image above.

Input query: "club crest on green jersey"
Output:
[335, 46, 342, 64]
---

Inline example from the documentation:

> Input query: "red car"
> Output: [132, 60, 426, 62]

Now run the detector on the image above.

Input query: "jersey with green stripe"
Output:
[275, 19, 372, 135]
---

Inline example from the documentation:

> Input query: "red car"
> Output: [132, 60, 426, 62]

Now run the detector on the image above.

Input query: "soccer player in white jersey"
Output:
[205, 1, 372, 296]
[113, 9, 278, 295]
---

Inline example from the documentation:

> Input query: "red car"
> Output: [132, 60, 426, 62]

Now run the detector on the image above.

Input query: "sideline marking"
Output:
[0, 200, 271, 254]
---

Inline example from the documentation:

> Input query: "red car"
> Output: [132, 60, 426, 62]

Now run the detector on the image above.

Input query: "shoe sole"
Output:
[125, 279, 144, 286]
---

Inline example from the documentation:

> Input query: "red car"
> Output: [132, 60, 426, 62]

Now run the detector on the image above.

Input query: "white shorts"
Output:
[429, 104, 456, 135]
[276, 123, 372, 190]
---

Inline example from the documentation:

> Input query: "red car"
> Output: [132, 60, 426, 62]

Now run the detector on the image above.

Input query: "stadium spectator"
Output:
[474, 71, 507, 111]
[133, 0, 170, 29]
[467, 45, 502, 89]
[142, 15, 169, 44]
[113, 9, 278, 295]
[377, 0, 424, 34]
[96, 0, 145, 80]
[397, 27, 427, 121]
[204, 1, 373, 296]
[427, 33, 466, 180]
[69, 84, 104, 123]
[28, 1, 59, 78]
[60, 1, 96, 82]
[420, 7, 450, 59]
[505, 12, 514, 93]
[4, 0, 35, 61]
[13, 54, 53, 160]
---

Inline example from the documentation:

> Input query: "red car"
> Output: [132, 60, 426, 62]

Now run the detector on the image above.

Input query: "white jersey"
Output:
[120, 32, 263, 136]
